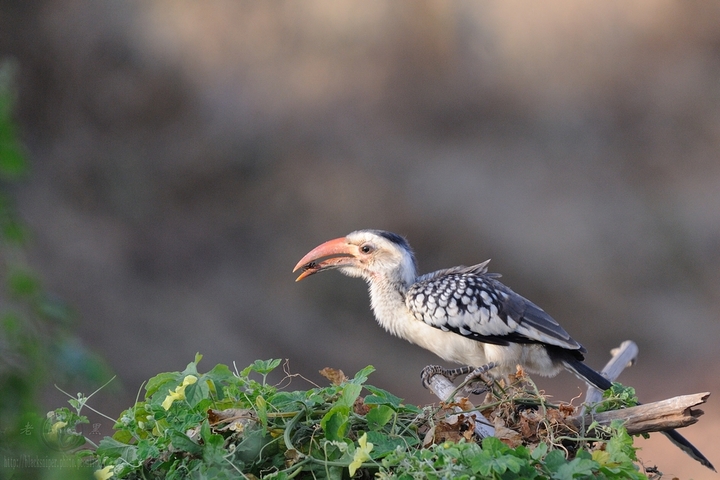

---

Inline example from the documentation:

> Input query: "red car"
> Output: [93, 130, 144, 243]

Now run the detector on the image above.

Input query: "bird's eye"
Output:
[360, 244, 374, 254]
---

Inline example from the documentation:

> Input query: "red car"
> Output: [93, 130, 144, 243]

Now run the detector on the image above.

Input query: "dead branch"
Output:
[424, 370, 496, 438]
[424, 371, 461, 403]
[582, 340, 638, 410]
[572, 392, 710, 436]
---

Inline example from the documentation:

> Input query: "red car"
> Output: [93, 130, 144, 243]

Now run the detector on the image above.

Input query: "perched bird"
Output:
[294, 229, 714, 471]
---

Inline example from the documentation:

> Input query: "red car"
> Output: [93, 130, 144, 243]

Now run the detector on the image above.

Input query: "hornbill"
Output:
[293, 229, 714, 471]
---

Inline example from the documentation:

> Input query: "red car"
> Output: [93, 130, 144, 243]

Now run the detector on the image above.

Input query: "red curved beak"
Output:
[293, 237, 358, 281]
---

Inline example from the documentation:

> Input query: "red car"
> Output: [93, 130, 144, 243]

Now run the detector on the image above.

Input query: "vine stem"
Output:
[282, 408, 378, 471]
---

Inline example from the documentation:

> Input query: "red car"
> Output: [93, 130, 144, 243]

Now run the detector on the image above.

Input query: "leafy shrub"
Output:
[47, 355, 649, 479]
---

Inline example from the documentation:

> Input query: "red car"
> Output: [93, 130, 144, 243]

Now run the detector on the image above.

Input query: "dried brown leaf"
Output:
[353, 396, 371, 416]
[319, 367, 348, 385]
[495, 425, 523, 448]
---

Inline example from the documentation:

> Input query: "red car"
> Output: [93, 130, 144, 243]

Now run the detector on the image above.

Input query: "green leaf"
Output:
[475, 438, 527, 476]
[494, 454, 524, 474]
[366, 431, 416, 458]
[243, 358, 282, 376]
[605, 424, 638, 462]
[531, 441, 548, 461]
[136, 440, 160, 461]
[145, 372, 180, 398]
[182, 359, 200, 377]
[596, 382, 638, 412]
[337, 382, 363, 409]
[255, 395, 268, 428]
[7, 268, 39, 298]
[184, 378, 210, 408]
[169, 430, 202, 456]
[481, 436, 508, 455]
[204, 363, 235, 401]
[318, 383, 360, 439]
[551, 457, 598, 480]
[112, 429, 133, 444]
[0, 143, 27, 179]
[234, 428, 273, 463]
[203, 364, 237, 388]
[1, 312, 20, 335]
[543, 450, 568, 473]
[96, 437, 138, 462]
[363, 385, 403, 408]
[321, 407, 350, 441]
[469, 449, 494, 476]
[200, 420, 224, 449]
[366, 405, 395, 431]
[0, 78, 28, 181]
[205, 362, 234, 380]
[351, 365, 375, 384]
[2, 218, 27, 244]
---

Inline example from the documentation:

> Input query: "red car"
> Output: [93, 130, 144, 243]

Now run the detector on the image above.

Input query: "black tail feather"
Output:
[562, 357, 715, 472]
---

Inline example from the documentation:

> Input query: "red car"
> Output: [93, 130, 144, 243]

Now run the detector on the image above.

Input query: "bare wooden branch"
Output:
[424, 372, 459, 403]
[425, 373, 496, 438]
[571, 392, 709, 436]
[583, 340, 638, 409]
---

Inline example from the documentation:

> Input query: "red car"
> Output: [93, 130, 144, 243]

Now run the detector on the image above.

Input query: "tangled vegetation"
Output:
[43, 355, 653, 479]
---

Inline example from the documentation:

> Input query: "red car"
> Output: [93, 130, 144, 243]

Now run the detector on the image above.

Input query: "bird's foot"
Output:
[459, 362, 498, 395]
[421, 363, 498, 395]
[420, 365, 474, 390]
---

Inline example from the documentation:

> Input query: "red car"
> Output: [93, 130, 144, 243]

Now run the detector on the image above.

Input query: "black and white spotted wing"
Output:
[405, 261, 586, 355]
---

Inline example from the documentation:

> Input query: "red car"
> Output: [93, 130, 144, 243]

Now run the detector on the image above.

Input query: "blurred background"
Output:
[1, 1, 719, 477]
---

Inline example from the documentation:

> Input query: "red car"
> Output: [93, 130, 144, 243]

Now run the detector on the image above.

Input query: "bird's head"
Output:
[293, 230, 417, 286]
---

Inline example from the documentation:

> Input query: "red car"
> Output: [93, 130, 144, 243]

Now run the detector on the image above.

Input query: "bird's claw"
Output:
[421, 364, 495, 395]
[462, 362, 497, 383]
[421, 365, 448, 389]
[459, 362, 497, 395]
[421, 365, 474, 389]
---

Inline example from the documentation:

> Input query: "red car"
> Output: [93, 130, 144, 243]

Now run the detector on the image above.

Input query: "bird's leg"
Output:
[441, 365, 475, 381]
[458, 362, 498, 396]
[420, 365, 474, 389]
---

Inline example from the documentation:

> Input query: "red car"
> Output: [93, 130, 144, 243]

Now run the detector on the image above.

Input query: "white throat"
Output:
[367, 277, 412, 338]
